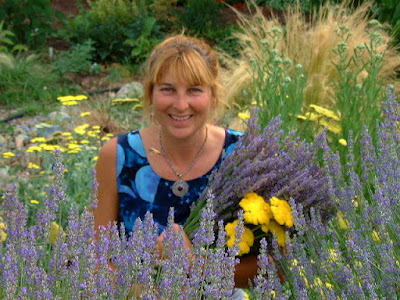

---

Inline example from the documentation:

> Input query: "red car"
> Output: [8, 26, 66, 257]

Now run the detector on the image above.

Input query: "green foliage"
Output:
[0, 0, 63, 49]
[249, 29, 310, 136]
[373, 0, 400, 46]
[332, 25, 385, 164]
[0, 20, 28, 53]
[124, 16, 165, 66]
[0, 52, 71, 110]
[175, 0, 224, 38]
[51, 40, 99, 75]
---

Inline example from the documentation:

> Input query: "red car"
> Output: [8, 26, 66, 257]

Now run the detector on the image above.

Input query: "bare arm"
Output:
[93, 137, 119, 239]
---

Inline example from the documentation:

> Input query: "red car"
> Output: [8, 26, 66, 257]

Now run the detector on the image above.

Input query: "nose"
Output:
[173, 92, 189, 111]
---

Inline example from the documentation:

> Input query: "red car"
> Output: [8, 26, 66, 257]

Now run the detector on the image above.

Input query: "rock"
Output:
[36, 124, 63, 138]
[15, 134, 30, 149]
[15, 124, 30, 135]
[47, 111, 71, 124]
[0, 168, 9, 187]
[0, 135, 6, 149]
[115, 82, 143, 99]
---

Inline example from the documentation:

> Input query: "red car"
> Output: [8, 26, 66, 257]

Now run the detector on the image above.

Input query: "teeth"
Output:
[171, 115, 191, 121]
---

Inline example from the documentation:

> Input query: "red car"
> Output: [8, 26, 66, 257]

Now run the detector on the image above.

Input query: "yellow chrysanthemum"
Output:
[238, 112, 250, 120]
[296, 112, 320, 121]
[372, 230, 381, 243]
[26, 146, 43, 153]
[270, 197, 294, 227]
[80, 112, 91, 117]
[27, 162, 41, 169]
[261, 220, 286, 247]
[319, 119, 342, 134]
[0, 222, 7, 242]
[225, 220, 254, 256]
[2, 152, 15, 158]
[31, 137, 47, 143]
[239, 192, 272, 225]
[310, 104, 341, 121]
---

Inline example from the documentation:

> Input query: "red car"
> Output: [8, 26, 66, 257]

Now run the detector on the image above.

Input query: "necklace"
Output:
[159, 126, 208, 197]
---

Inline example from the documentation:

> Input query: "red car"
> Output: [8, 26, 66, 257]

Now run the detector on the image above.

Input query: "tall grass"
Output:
[221, 0, 400, 109]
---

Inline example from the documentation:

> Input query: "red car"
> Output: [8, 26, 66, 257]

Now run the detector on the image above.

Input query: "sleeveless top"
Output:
[116, 128, 244, 235]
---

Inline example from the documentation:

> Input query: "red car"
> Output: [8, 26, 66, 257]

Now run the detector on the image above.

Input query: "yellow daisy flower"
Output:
[80, 112, 91, 117]
[310, 104, 341, 121]
[31, 137, 47, 143]
[261, 220, 286, 247]
[270, 197, 294, 228]
[238, 112, 250, 121]
[239, 192, 272, 225]
[27, 162, 41, 169]
[0, 222, 7, 242]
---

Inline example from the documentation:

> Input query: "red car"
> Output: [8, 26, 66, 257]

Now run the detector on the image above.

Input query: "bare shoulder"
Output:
[208, 124, 226, 144]
[98, 137, 118, 160]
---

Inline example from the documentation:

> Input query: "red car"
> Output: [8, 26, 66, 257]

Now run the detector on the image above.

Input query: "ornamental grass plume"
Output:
[221, 0, 400, 109]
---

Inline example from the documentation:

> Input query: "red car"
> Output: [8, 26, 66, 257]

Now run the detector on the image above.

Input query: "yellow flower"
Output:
[328, 248, 339, 263]
[132, 103, 143, 110]
[310, 104, 341, 121]
[0, 222, 7, 242]
[31, 137, 47, 143]
[337, 211, 349, 229]
[101, 136, 111, 141]
[239, 192, 272, 225]
[27, 162, 41, 169]
[261, 220, 286, 247]
[61, 132, 72, 136]
[111, 98, 139, 104]
[80, 112, 91, 117]
[92, 156, 99, 161]
[92, 125, 101, 130]
[372, 230, 381, 243]
[296, 112, 320, 121]
[339, 139, 347, 146]
[225, 220, 254, 256]
[30, 200, 40, 204]
[61, 101, 78, 106]
[26, 146, 43, 152]
[79, 139, 90, 144]
[243, 291, 250, 300]
[270, 197, 294, 227]
[49, 222, 61, 243]
[238, 112, 250, 120]
[57, 95, 87, 102]
[74, 124, 90, 135]
[319, 119, 342, 134]
[2, 152, 16, 158]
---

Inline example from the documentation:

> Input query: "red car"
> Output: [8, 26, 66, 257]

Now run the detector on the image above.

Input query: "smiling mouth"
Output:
[169, 114, 192, 121]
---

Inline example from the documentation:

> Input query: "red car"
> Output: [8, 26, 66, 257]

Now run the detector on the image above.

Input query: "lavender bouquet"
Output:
[184, 114, 335, 254]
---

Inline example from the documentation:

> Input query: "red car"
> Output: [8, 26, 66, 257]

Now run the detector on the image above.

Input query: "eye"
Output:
[160, 87, 174, 93]
[189, 87, 203, 93]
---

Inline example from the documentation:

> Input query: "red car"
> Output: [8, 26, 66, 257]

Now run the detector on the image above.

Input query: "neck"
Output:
[159, 125, 208, 165]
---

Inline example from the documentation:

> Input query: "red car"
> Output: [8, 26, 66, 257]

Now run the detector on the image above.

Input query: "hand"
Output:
[156, 223, 193, 259]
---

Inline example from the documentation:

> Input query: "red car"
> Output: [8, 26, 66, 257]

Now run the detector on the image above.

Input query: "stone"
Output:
[36, 124, 63, 138]
[15, 134, 30, 149]
[115, 82, 143, 99]
[0, 134, 6, 149]
[48, 111, 71, 124]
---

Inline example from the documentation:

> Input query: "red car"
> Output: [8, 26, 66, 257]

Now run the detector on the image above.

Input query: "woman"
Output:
[94, 35, 258, 297]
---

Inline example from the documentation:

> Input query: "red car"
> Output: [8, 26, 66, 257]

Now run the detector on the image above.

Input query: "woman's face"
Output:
[152, 69, 213, 141]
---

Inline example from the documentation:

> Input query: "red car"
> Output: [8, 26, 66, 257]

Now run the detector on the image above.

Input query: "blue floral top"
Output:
[116, 128, 243, 235]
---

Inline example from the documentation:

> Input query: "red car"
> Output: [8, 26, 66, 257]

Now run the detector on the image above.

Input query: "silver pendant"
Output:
[172, 180, 189, 197]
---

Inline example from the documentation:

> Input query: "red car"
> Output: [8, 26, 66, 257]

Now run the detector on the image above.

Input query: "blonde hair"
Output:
[143, 35, 224, 119]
